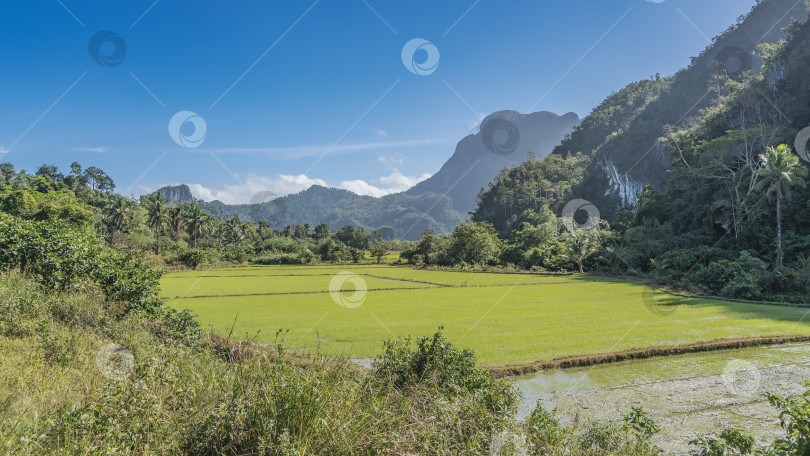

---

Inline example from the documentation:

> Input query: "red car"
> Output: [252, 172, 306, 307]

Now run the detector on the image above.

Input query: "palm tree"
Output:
[560, 228, 601, 273]
[755, 144, 807, 267]
[170, 206, 184, 240]
[226, 216, 244, 245]
[147, 196, 169, 254]
[187, 204, 208, 248]
[106, 195, 130, 233]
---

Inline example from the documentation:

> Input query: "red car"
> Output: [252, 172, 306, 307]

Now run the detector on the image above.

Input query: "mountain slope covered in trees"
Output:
[551, 0, 809, 220]
[468, 0, 810, 302]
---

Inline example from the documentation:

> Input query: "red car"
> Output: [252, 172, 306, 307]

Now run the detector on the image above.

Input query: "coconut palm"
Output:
[560, 227, 601, 273]
[755, 144, 807, 267]
[106, 195, 130, 233]
[170, 206, 184, 240]
[147, 196, 169, 254]
[187, 204, 208, 248]
[226, 216, 244, 245]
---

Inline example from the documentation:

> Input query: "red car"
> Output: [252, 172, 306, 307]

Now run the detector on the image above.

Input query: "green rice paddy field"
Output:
[161, 265, 810, 366]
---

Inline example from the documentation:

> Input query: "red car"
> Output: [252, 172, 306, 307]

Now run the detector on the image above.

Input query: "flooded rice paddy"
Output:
[514, 342, 810, 454]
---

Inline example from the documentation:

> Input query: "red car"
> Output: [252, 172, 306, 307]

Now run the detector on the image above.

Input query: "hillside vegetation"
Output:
[552, 0, 809, 216]
[464, 3, 810, 303]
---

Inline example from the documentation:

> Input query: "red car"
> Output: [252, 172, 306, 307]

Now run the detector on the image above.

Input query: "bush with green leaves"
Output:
[762, 382, 810, 455]
[0, 213, 163, 314]
[689, 250, 767, 299]
[175, 248, 207, 269]
[445, 221, 502, 266]
[371, 331, 517, 417]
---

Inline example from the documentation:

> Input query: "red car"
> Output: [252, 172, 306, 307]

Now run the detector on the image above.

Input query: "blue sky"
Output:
[0, 0, 757, 203]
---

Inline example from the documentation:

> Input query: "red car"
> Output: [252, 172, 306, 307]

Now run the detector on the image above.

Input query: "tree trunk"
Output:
[776, 194, 783, 267]
[156, 230, 161, 255]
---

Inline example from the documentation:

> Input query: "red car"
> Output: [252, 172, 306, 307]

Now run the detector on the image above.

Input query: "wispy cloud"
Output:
[378, 154, 404, 166]
[199, 138, 452, 159]
[73, 146, 109, 153]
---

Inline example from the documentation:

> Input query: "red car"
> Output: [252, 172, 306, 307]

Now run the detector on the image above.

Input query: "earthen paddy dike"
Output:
[513, 342, 810, 455]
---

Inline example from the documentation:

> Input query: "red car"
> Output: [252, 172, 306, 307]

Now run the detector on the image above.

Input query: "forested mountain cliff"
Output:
[551, 0, 808, 220]
[471, 0, 810, 301]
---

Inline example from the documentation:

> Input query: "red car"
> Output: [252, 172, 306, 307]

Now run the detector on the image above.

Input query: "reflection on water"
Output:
[515, 370, 595, 420]
[350, 358, 373, 369]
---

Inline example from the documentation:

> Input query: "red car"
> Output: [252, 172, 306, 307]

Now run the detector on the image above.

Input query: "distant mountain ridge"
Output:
[156, 109, 579, 239]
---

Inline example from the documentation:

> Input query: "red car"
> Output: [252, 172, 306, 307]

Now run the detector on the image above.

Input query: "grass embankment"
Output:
[163, 265, 810, 367]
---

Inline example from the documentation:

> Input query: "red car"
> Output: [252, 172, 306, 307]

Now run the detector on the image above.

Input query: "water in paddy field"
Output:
[513, 343, 810, 455]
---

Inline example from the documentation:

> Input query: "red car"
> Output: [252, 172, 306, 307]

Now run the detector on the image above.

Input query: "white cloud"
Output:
[378, 154, 404, 166]
[73, 146, 109, 153]
[381, 169, 432, 188]
[377, 130, 388, 136]
[339, 169, 431, 197]
[188, 173, 327, 204]
[145, 169, 432, 203]
[0, 146, 8, 156]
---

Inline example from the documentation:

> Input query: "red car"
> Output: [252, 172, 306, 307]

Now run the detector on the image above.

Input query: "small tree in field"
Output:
[370, 245, 387, 264]
[416, 230, 439, 265]
[447, 221, 501, 265]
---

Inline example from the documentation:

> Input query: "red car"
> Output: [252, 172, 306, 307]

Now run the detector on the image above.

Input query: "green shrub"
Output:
[689, 251, 766, 299]
[526, 405, 562, 452]
[254, 252, 305, 265]
[0, 213, 164, 314]
[176, 248, 207, 269]
[371, 331, 517, 417]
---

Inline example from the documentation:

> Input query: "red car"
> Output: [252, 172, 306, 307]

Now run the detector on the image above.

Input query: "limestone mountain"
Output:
[551, 0, 809, 220]
[406, 110, 579, 213]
